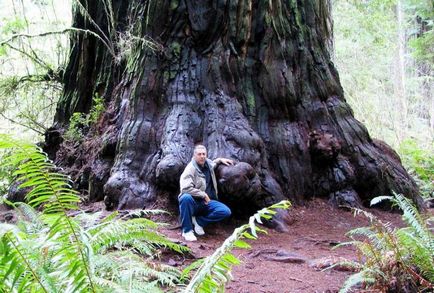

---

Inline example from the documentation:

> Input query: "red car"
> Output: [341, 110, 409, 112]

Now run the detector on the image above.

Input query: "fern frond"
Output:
[43, 216, 97, 292]
[15, 202, 40, 223]
[340, 194, 434, 292]
[339, 270, 375, 293]
[0, 135, 97, 292]
[394, 193, 434, 252]
[89, 217, 188, 255]
[346, 226, 376, 238]
[0, 136, 80, 213]
[0, 135, 228, 292]
[93, 250, 180, 291]
[0, 231, 56, 293]
[120, 209, 170, 219]
[397, 228, 434, 281]
[184, 200, 291, 292]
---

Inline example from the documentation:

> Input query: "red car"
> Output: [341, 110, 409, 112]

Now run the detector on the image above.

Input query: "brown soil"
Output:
[159, 198, 405, 293]
[0, 198, 408, 292]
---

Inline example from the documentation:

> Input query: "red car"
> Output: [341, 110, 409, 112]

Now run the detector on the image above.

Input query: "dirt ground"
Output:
[0, 198, 410, 292]
[160, 198, 406, 293]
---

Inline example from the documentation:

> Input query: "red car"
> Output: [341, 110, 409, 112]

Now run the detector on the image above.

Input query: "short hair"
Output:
[193, 145, 207, 154]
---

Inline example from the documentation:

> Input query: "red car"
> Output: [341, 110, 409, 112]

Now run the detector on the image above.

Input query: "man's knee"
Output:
[219, 205, 231, 218]
[225, 206, 232, 218]
[179, 193, 195, 205]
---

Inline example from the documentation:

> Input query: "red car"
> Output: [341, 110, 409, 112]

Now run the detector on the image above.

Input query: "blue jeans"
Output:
[179, 193, 231, 233]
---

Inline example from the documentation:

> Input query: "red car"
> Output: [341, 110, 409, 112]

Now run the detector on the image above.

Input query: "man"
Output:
[178, 145, 233, 241]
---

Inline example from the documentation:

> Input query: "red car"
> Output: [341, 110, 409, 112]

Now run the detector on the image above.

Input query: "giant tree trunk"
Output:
[50, 0, 423, 213]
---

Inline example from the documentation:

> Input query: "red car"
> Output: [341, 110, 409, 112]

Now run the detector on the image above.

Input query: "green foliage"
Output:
[405, 0, 434, 65]
[0, 17, 26, 35]
[334, 0, 433, 149]
[338, 194, 434, 292]
[0, 134, 80, 212]
[0, 135, 188, 292]
[64, 112, 87, 141]
[64, 95, 105, 141]
[181, 201, 292, 292]
[0, 1, 70, 138]
[0, 150, 15, 196]
[399, 139, 434, 197]
[88, 96, 105, 124]
[409, 30, 434, 64]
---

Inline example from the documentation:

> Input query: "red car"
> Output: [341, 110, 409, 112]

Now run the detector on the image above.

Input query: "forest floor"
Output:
[158, 198, 407, 293]
[0, 197, 412, 292]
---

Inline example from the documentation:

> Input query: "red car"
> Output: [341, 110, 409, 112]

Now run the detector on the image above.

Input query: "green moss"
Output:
[163, 71, 170, 82]
[243, 80, 256, 114]
[246, 92, 255, 110]
[170, 0, 179, 11]
[170, 42, 182, 58]
[264, 12, 272, 26]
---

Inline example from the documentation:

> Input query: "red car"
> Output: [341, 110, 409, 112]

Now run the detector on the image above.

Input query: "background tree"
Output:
[0, 0, 70, 136]
[45, 0, 423, 215]
[333, 0, 433, 198]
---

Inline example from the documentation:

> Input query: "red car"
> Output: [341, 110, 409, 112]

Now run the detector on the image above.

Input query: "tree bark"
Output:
[50, 0, 423, 213]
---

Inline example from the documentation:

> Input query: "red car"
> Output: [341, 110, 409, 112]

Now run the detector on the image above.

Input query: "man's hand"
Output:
[220, 158, 234, 166]
[204, 194, 211, 204]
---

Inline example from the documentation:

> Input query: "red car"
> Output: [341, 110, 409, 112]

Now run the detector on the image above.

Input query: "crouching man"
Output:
[179, 145, 233, 241]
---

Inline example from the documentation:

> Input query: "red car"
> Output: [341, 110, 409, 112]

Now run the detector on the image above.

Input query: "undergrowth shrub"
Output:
[0, 134, 188, 292]
[399, 139, 433, 198]
[338, 194, 434, 293]
[64, 95, 105, 141]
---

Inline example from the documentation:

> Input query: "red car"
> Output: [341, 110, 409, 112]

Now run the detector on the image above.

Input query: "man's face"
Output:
[194, 148, 207, 166]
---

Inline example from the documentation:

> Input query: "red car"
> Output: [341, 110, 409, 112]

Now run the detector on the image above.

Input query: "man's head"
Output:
[193, 145, 207, 166]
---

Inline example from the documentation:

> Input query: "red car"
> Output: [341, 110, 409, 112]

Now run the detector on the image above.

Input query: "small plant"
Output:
[64, 111, 88, 140]
[64, 94, 105, 141]
[88, 95, 105, 125]
[337, 193, 434, 293]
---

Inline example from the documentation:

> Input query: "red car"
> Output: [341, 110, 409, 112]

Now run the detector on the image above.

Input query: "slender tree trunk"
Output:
[48, 0, 423, 215]
[394, 0, 407, 143]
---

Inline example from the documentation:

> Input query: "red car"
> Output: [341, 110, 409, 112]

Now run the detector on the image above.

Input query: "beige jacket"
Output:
[179, 158, 223, 199]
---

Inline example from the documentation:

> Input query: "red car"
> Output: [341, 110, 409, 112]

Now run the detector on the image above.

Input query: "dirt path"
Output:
[161, 198, 404, 292]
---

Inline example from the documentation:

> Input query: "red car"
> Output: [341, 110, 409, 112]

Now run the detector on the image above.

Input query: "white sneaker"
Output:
[182, 230, 197, 242]
[192, 216, 205, 235]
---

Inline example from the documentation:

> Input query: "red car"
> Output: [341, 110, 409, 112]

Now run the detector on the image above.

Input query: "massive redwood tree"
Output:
[47, 0, 423, 214]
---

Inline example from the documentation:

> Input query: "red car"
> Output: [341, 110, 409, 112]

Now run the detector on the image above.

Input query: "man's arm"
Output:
[212, 157, 234, 167]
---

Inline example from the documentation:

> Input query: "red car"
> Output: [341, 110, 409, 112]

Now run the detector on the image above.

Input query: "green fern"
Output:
[0, 135, 188, 292]
[338, 194, 434, 292]
[393, 193, 434, 252]
[88, 215, 189, 255]
[182, 201, 291, 292]
[0, 135, 95, 292]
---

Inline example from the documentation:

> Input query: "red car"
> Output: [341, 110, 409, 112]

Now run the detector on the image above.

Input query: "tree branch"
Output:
[0, 113, 45, 135]
[3, 43, 52, 71]
[0, 28, 116, 58]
